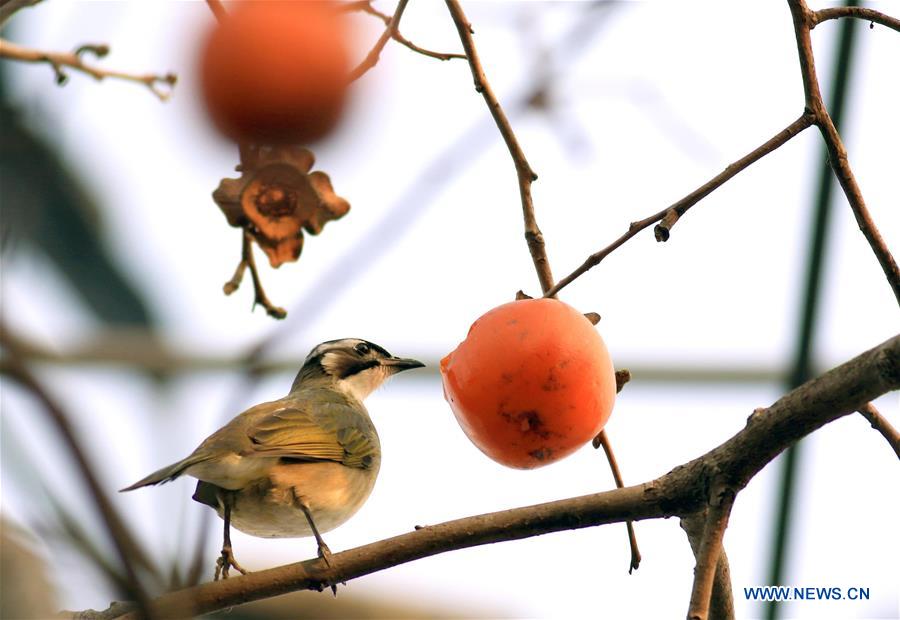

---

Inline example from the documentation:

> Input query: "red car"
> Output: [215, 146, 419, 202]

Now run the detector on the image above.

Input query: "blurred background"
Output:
[1, 1, 898, 619]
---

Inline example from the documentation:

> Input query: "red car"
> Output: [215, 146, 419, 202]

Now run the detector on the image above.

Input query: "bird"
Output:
[121, 338, 424, 581]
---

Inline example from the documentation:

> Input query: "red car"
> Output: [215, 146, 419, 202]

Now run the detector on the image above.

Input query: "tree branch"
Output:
[858, 402, 900, 459]
[0, 0, 42, 26]
[681, 511, 734, 620]
[545, 113, 815, 298]
[445, 0, 555, 295]
[204, 0, 227, 22]
[0, 39, 176, 100]
[0, 327, 159, 618]
[787, 0, 900, 305]
[343, 0, 465, 62]
[349, 0, 411, 82]
[812, 6, 900, 33]
[222, 230, 286, 320]
[686, 488, 736, 620]
[82, 334, 899, 619]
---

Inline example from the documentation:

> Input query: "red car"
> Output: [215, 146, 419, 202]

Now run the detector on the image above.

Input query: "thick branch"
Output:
[96, 335, 899, 619]
[0, 39, 176, 100]
[787, 0, 900, 305]
[858, 402, 900, 459]
[686, 489, 735, 620]
[812, 6, 900, 33]
[545, 114, 815, 298]
[445, 0, 555, 294]
[681, 512, 734, 620]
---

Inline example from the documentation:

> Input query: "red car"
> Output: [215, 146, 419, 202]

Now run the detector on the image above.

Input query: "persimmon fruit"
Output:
[440, 298, 616, 469]
[199, 1, 350, 144]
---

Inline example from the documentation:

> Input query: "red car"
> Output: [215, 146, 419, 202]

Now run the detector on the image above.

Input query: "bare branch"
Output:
[0, 327, 159, 617]
[686, 488, 735, 620]
[86, 334, 899, 619]
[812, 6, 900, 33]
[0, 0, 43, 26]
[349, 0, 410, 82]
[545, 114, 815, 298]
[0, 39, 176, 100]
[344, 0, 465, 62]
[787, 0, 900, 305]
[681, 511, 735, 620]
[204, 0, 227, 23]
[223, 230, 286, 320]
[858, 402, 900, 459]
[445, 0, 554, 294]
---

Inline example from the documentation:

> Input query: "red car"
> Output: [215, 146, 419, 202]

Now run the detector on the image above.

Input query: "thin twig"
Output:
[344, 0, 465, 62]
[445, 0, 554, 295]
[222, 232, 249, 296]
[221, 230, 285, 318]
[787, 0, 900, 306]
[812, 6, 900, 33]
[204, 0, 227, 23]
[858, 402, 900, 459]
[87, 334, 899, 620]
[594, 430, 641, 573]
[545, 113, 815, 298]
[349, 0, 412, 82]
[0, 327, 159, 618]
[0, 39, 176, 100]
[685, 488, 736, 620]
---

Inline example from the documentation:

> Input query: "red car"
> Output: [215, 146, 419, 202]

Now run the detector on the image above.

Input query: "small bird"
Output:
[121, 338, 423, 580]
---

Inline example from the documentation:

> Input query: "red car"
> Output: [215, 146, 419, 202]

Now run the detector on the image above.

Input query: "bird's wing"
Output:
[245, 398, 378, 470]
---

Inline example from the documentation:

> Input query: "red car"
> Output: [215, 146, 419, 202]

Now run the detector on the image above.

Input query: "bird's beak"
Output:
[380, 356, 425, 372]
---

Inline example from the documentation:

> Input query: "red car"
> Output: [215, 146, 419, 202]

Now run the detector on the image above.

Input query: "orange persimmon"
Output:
[199, 1, 350, 144]
[440, 298, 616, 469]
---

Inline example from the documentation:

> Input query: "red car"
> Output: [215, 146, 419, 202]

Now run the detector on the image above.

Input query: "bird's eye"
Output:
[355, 343, 370, 356]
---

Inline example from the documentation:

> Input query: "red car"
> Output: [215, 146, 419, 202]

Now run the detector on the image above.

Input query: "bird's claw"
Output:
[316, 542, 342, 595]
[214, 545, 248, 581]
[317, 542, 333, 567]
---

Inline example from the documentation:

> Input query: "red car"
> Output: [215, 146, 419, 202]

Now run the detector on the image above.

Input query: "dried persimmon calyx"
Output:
[212, 145, 350, 268]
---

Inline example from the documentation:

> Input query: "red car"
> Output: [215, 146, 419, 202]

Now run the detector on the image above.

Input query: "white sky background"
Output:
[1, 1, 899, 619]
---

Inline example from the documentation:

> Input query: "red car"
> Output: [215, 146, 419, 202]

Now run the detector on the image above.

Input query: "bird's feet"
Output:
[317, 541, 333, 567]
[214, 544, 248, 580]
[315, 542, 345, 596]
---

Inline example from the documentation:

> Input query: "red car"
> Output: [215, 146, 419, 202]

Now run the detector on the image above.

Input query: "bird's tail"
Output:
[119, 456, 203, 492]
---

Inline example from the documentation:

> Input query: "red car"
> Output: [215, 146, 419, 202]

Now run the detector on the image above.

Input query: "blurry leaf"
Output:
[0, 66, 155, 327]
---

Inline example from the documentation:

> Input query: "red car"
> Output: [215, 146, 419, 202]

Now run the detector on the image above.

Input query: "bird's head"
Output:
[292, 338, 424, 400]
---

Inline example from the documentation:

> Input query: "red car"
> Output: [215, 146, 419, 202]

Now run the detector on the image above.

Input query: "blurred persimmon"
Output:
[440, 298, 616, 469]
[199, 1, 350, 144]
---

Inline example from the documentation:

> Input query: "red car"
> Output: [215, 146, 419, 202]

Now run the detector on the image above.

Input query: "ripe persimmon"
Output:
[199, 1, 350, 144]
[440, 298, 616, 469]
